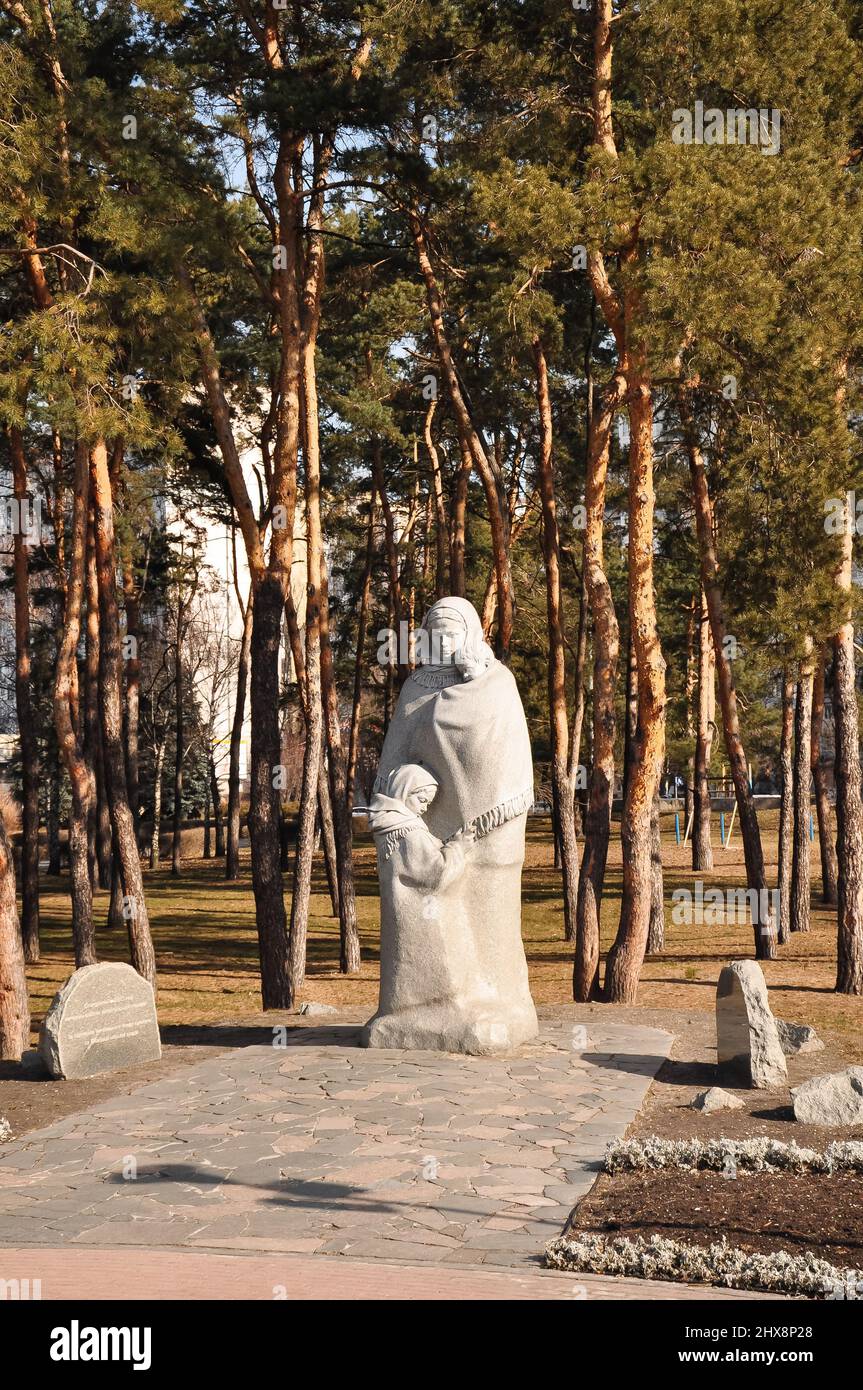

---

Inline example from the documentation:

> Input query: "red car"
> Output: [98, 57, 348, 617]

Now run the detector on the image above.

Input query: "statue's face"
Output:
[405, 784, 437, 816]
[424, 611, 467, 665]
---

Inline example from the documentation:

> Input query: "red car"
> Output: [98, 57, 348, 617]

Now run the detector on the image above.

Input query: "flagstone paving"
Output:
[0, 1018, 673, 1272]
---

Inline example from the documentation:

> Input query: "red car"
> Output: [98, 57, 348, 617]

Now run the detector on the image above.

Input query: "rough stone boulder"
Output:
[792, 1068, 863, 1127]
[716, 960, 787, 1089]
[775, 1020, 824, 1056]
[690, 1086, 746, 1114]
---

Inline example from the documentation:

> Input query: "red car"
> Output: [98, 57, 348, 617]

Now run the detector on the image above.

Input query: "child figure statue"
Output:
[363, 764, 506, 1053]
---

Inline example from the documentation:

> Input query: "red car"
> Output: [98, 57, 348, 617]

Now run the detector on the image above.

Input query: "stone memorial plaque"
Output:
[39, 963, 160, 1080]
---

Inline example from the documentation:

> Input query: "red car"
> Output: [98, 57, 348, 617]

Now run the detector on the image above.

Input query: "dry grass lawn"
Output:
[24, 810, 863, 1058]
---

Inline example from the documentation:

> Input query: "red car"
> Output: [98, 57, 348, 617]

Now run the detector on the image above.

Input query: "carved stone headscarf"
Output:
[414, 596, 495, 688]
[368, 764, 440, 859]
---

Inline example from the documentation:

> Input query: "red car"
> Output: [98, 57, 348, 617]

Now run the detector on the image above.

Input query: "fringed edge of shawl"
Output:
[375, 786, 534, 856]
[452, 786, 534, 842]
[376, 822, 421, 861]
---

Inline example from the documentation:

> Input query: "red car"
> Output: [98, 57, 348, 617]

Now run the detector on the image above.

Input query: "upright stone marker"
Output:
[39, 963, 160, 1080]
[716, 959, 787, 1089]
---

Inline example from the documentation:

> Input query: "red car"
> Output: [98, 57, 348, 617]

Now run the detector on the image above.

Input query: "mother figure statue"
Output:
[362, 596, 539, 1054]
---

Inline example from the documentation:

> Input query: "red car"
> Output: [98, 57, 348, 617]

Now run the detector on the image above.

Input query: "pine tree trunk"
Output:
[370, 437, 411, 691]
[692, 590, 714, 871]
[383, 587, 395, 734]
[122, 557, 142, 847]
[647, 791, 664, 954]
[85, 516, 112, 891]
[94, 748, 113, 890]
[604, 380, 667, 1004]
[181, 263, 295, 1007]
[209, 753, 225, 857]
[289, 590, 322, 997]
[551, 780, 562, 872]
[834, 518, 863, 993]
[289, 301, 331, 994]
[574, 377, 623, 1001]
[84, 526, 97, 893]
[48, 761, 61, 876]
[150, 740, 165, 870]
[281, 808, 292, 875]
[319, 523, 360, 971]
[791, 646, 815, 934]
[249, 573, 292, 1008]
[450, 442, 471, 596]
[622, 628, 638, 802]
[570, 314, 593, 843]
[682, 396, 776, 958]
[203, 780, 212, 859]
[90, 440, 155, 986]
[568, 547, 589, 836]
[346, 486, 375, 810]
[47, 453, 65, 891]
[108, 848, 125, 931]
[420, 487, 432, 600]
[285, 590, 340, 921]
[811, 651, 838, 904]
[17, 214, 89, 966]
[296, 241, 358, 972]
[9, 425, 40, 962]
[371, 436, 405, 626]
[684, 598, 697, 834]
[425, 401, 449, 598]
[226, 595, 252, 880]
[534, 337, 579, 941]
[318, 761, 340, 919]
[480, 566, 498, 640]
[53, 440, 96, 966]
[777, 669, 794, 944]
[0, 808, 29, 1061]
[171, 604, 184, 877]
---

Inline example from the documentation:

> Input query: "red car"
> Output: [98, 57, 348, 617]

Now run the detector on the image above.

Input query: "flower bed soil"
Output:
[570, 1168, 863, 1272]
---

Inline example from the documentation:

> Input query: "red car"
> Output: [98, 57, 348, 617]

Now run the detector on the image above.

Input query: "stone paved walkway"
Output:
[0, 1019, 673, 1272]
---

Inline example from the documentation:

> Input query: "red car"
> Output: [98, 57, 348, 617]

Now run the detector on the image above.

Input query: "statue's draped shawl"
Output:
[375, 662, 534, 845]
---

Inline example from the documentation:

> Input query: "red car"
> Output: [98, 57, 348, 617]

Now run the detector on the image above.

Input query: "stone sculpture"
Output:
[363, 596, 538, 1054]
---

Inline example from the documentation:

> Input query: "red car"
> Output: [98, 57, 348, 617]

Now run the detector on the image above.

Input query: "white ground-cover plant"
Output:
[605, 1136, 863, 1175]
[0, 1117, 12, 1143]
[546, 1232, 863, 1299]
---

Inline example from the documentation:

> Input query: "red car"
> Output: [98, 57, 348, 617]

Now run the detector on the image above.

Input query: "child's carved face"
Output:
[405, 784, 437, 817]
